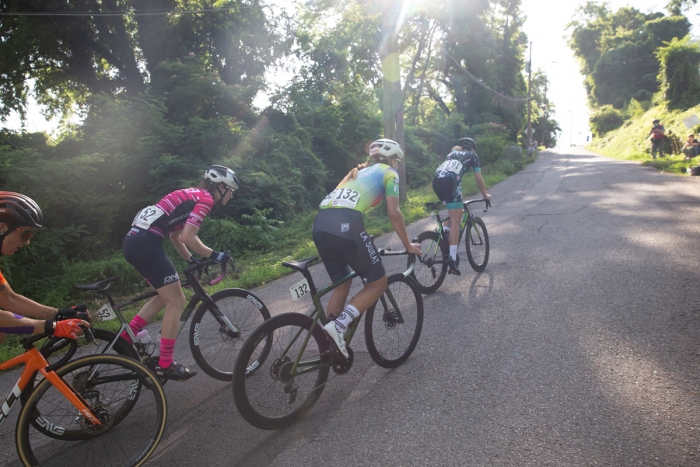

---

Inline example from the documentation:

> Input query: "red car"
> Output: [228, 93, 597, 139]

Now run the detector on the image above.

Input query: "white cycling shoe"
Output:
[323, 321, 349, 359]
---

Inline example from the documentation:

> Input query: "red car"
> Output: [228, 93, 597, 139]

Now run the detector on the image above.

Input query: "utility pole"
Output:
[542, 78, 547, 148]
[380, 0, 406, 201]
[527, 41, 532, 148]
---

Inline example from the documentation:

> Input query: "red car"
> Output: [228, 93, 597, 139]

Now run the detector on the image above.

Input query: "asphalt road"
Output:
[2, 147, 700, 466]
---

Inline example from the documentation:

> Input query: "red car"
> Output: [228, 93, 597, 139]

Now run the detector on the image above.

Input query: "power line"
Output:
[440, 46, 530, 104]
[0, 5, 259, 17]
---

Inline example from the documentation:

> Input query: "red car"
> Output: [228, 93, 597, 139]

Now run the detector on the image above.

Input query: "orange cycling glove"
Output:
[52, 319, 85, 339]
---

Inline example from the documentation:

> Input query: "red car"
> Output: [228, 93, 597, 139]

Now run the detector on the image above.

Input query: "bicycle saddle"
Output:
[282, 256, 318, 273]
[74, 276, 120, 291]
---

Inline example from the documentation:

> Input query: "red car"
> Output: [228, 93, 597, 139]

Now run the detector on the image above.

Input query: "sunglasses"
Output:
[14, 227, 36, 241]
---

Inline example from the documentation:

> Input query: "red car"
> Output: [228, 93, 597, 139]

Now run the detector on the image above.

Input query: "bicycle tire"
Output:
[410, 230, 448, 294]
[464, 217, 489, 272]
[233, 313, 331, 430]
[190, 288, 271, 381]
[16, 354, 167, 467]
[365, 274, 424, 368]
[21, 328, 140, 438]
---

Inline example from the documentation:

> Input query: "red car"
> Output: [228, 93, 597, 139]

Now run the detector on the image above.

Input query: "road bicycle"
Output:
[411, 199, 490, 294]
[32, 257, 271, 387]
[2, 330, 167, 466]
[232, 248, 423, 430]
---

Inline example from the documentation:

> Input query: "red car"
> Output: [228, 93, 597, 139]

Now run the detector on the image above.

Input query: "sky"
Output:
[521, 0, 700, 146]
[6, 0, 700, 146]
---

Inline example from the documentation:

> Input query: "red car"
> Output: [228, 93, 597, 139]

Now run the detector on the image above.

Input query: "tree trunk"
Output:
[380, 0, 406, 201]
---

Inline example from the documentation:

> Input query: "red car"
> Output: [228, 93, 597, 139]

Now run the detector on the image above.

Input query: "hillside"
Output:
[588, 103, 700, 175]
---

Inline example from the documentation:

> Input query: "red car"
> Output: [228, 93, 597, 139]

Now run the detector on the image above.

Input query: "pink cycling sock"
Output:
[119, 315, 148, 344]
[158, 338, 176, 369]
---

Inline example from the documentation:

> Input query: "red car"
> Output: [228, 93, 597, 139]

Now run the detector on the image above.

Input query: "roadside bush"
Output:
[590, 105, 625, 135]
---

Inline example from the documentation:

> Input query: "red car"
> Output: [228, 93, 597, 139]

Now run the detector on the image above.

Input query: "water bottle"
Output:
[136, 329, 151, 344]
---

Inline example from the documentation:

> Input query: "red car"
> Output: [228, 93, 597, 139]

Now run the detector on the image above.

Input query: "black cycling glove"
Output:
[187, 256, 201, 265]
[209, 250, 232, 265]
[56, 304, 90, 322]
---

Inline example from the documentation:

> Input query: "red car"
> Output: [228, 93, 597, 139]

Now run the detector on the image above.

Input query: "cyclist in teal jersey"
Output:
[432, 137, 491, 275]
[313, 139, 422, 358]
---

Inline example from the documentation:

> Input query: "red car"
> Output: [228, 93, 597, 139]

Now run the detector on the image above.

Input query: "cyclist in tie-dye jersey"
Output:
[313, 139, 422, 359]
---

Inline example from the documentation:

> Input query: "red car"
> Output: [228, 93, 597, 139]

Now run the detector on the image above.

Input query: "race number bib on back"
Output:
[437, 159, 463, 175]
[319, 188, 361, 209]
[132, 205, 165, 230]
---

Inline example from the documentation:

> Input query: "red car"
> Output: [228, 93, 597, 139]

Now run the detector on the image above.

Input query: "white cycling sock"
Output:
[450, 245, 458, 261]
[334, 304, 360, 333]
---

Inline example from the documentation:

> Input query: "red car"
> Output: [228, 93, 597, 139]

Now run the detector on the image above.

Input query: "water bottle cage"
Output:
[135, 341, 157, 357]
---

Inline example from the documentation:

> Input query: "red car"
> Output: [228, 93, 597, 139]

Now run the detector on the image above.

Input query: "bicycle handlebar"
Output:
[464, 198, 491, 213]
[183, 250, 233, 286]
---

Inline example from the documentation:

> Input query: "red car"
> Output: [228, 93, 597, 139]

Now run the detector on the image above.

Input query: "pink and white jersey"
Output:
[134, 188, 214, 238]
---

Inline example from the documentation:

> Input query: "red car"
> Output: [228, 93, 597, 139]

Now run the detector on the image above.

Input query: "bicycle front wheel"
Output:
[190, 288, 271, 381]
[464, 217, 489, 272]
[365, 274, 424, 368]
[21, 328, 140, 439]
[410, 230, 448, 294]
[16, 354, 167, 467]
[233, 313, 331, 430]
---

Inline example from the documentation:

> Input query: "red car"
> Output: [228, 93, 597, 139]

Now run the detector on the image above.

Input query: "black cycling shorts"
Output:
[432, 175, 463, 209]
[312, 208, 385, 285]
[122, 227, 180, 290]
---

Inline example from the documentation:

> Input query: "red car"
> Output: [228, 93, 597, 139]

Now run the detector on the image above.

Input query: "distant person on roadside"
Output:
[527, 142, 536, 158]
[682, 133, 699, 159]
[649, 119, 665, 159]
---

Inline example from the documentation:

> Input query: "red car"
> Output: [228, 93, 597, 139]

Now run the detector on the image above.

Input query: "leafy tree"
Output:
[0, 0, 279, 121]
[569, 3, 689, 108]
[656, 36, 700, 109]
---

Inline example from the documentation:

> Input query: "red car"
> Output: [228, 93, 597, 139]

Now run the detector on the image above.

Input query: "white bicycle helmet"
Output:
[204, 165, 239, 190]
[369, 139, 404, 160]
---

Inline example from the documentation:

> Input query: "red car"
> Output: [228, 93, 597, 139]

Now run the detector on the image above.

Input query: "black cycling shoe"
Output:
[446, 256, 461, 276]
[146, 359, 197, 382]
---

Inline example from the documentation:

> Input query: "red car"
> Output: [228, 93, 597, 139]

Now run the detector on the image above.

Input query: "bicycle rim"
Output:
[411, 230, 448, 294]
[16, 354, 167, 467]
[22, 329, 140, 438]
[190, 288, 271, 381]
[465, 217, 489, 272]
[233, 313, 330, 430]
[365, 274, 424, 368]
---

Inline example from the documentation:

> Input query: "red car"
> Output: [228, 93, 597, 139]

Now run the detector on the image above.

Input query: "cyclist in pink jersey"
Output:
[122, 166, 238, 381]
[313, 139, 422, 358]
[0, 192, 89, 342]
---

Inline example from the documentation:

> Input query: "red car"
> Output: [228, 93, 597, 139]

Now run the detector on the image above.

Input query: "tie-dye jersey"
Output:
[319, 163, 399, 213]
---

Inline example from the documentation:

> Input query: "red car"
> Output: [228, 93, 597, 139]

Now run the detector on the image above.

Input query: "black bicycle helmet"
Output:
[0, 191, 43, 228]
[458, 137, 477, 151]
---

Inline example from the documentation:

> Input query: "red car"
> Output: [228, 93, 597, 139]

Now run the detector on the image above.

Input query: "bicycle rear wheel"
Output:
[233, 313, 331, 430]
[190, 288, 271, 381]
[410, 230, 448, 294]
[365, 274, 424, 368]
[464, 217, 489, 272]
[16, 354, 167, 467]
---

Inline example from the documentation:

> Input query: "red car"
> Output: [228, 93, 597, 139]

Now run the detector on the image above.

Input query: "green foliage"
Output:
[656, 36, 700, 110]
[568, 3, 690, 109]
[590, 105, 625, 135]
